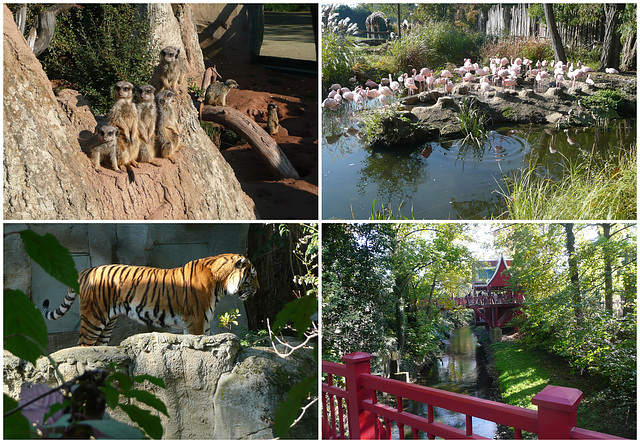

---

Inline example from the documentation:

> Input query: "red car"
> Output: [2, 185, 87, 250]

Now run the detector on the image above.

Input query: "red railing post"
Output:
[342, 352, 376, 439]
[532, 385, 583, 439]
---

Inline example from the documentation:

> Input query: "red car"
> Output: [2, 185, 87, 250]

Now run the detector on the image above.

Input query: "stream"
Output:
[395, 326, 499, 439]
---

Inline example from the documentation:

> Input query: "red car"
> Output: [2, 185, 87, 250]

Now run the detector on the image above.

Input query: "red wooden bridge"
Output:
[445, 255, 524, 330]
[323, 352, 627, 440]
[449, 291, 524, 330]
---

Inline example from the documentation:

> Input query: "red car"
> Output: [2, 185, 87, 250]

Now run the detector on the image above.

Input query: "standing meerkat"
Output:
[83, 125, 121, 172]
[203, 79, 239, 106]
[155, 89, 181, 161]
[266, 102, 279, 135]
[151, 46, 187, 94]
[108, 81, 139, 169]
[136, 84, 157, 163]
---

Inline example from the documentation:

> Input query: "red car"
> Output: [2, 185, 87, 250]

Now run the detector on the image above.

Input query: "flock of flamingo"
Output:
[322, 56, 619, 110]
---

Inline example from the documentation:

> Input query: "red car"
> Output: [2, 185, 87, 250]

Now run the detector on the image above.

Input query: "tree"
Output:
[620, 4, 637, 72]
[599, 3, 626, 71]
[543, 4, 567, 63]
[563, 223, 583, 324]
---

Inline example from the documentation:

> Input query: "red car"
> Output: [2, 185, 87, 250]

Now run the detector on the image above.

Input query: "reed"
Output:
[499, 146, 636, 220]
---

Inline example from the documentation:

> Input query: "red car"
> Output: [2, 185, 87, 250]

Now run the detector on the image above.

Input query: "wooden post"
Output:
[532, 385, 583, 439]
[342, 352, 375, 439]
[200, 105, 300, 179]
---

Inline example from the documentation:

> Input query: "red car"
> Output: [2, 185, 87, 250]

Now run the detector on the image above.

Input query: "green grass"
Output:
[499, 146, 637, 220]
[490, 341, 636, 438]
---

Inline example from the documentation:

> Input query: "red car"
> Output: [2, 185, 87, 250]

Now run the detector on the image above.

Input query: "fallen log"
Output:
[200, 105, 300, 180]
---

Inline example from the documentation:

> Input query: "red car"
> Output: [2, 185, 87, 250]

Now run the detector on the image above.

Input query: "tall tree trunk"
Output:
[601, 224, 614, 313]
[599, 3, 626, 71]
[395, 286, 405, 354]
[544, 4, 567, 63]
[620, 27, 637, 72]
[563, 223, 583, 325]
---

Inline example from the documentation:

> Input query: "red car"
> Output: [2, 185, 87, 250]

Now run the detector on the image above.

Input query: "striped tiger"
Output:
[42, 253, 259, 346]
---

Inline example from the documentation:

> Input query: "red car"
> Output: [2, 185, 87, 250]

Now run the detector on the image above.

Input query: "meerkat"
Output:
[83, 125, 121, 172]
[151, 46, 187, 94]
[108, 81, 139, 169]
[136, 84, 157, 163]
[155, 89, 181, 161]
[266, 102, 279, 135]
[203, 79, 238, 107]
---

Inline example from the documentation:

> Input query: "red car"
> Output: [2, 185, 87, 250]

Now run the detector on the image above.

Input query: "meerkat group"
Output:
[86, 46, 186, 175]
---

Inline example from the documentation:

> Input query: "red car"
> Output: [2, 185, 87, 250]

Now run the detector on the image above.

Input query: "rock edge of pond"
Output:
[371, 73, 637, 149]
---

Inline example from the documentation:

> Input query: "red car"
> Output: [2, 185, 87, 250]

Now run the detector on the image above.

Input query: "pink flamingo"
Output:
[389, 74, 400, 95]
[413, 69, 425, 92]
[605, 67, 619, 74]
[404, 75, 417, 95]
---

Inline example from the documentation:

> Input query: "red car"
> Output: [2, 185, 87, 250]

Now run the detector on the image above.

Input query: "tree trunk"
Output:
[599, 3, 626, 71]
[601, 223, 614, 313]
[620, 27, 637, 72]
[563, 223, 583, 325]
[544, 4, 567, 63]
[395, 288, 405, 353]
[200, 105, 300, 179]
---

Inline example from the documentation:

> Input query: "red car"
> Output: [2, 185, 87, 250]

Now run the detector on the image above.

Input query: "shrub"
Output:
[321, 6, 362, 89]
[480, 36, 553, 65]
[384, 21, 485, 73]
[41, 4, 155, 114]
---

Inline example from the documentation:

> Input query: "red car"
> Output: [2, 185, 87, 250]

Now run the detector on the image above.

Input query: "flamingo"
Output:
[413, 69, 425, 92]
[445, 80, 454, 95]
[404, 75, 417, 95]
[605, 67, 619, 74]
[365, 79, 378, 89]
[585, 74, 595, 86]
[321, 97, 340, 109]
[502, 77, 517, 90]
[329, 83, 341, 91]
[389, 74, 401, 95]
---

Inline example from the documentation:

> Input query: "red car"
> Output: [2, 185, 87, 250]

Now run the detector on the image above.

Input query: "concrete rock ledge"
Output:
[4, 333, 316, 439]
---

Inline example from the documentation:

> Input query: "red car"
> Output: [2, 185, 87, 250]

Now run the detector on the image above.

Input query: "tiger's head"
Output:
[223, 254, 259, 301]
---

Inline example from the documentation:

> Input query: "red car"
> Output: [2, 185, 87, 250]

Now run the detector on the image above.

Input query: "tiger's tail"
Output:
[42, 288, 78, 320]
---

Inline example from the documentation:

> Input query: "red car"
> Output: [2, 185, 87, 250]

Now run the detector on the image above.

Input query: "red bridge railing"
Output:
[323, 352, 627, 440]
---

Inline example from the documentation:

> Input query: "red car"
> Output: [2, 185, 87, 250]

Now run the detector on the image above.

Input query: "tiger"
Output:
[41, 253, 259, 346]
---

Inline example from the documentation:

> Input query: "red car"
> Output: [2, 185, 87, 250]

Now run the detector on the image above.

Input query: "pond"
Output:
[393, 326, 498, 439]
[322, 108, 636, 219]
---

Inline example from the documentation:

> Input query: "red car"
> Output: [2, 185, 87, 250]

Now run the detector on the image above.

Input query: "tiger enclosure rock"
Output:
[3, 333, 317, 439]
[3, 5, 257, 220]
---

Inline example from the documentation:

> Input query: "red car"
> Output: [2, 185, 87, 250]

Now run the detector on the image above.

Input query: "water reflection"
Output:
[394, 326, 497, 439]
[322, 107, 636, 219]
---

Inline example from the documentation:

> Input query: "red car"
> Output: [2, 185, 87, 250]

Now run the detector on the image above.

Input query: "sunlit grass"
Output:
[498, 146, 637, 220]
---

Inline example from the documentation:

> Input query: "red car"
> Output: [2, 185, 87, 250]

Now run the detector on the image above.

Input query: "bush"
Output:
[385, 21, 486, 73]
[41, 4, 155, 114]
[480, 36, 553, 65]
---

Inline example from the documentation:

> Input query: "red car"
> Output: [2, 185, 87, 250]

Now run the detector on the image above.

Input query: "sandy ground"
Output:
[212, 61, 318, 220]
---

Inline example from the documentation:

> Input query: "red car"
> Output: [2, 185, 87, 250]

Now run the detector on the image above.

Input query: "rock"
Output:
[3, 333, 317, 439]
[141, 4, 206, 86]
[3, 5, 258, 220]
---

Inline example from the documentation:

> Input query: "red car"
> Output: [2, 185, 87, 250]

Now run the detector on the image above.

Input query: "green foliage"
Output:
[480, 36, 553, 66]
[270, 223, 318, 439]
[500, 146, 636, 220]
[492, 223, 637, 436]
[384, 21, 485, 73]
[322, 5, 362, 89]
[240, 329, 270, 347]
[582, 89, 624, 113]
[218, 308, 242, 332]
[273, 375, 316, 437]
[18, 230, 80, 294]
[40, 4, 154, 114]
[4, 289, 48, 366]
[369, 199, 415, 220]
[455, 98, 489, 148]
[360, 105, 421, 147]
